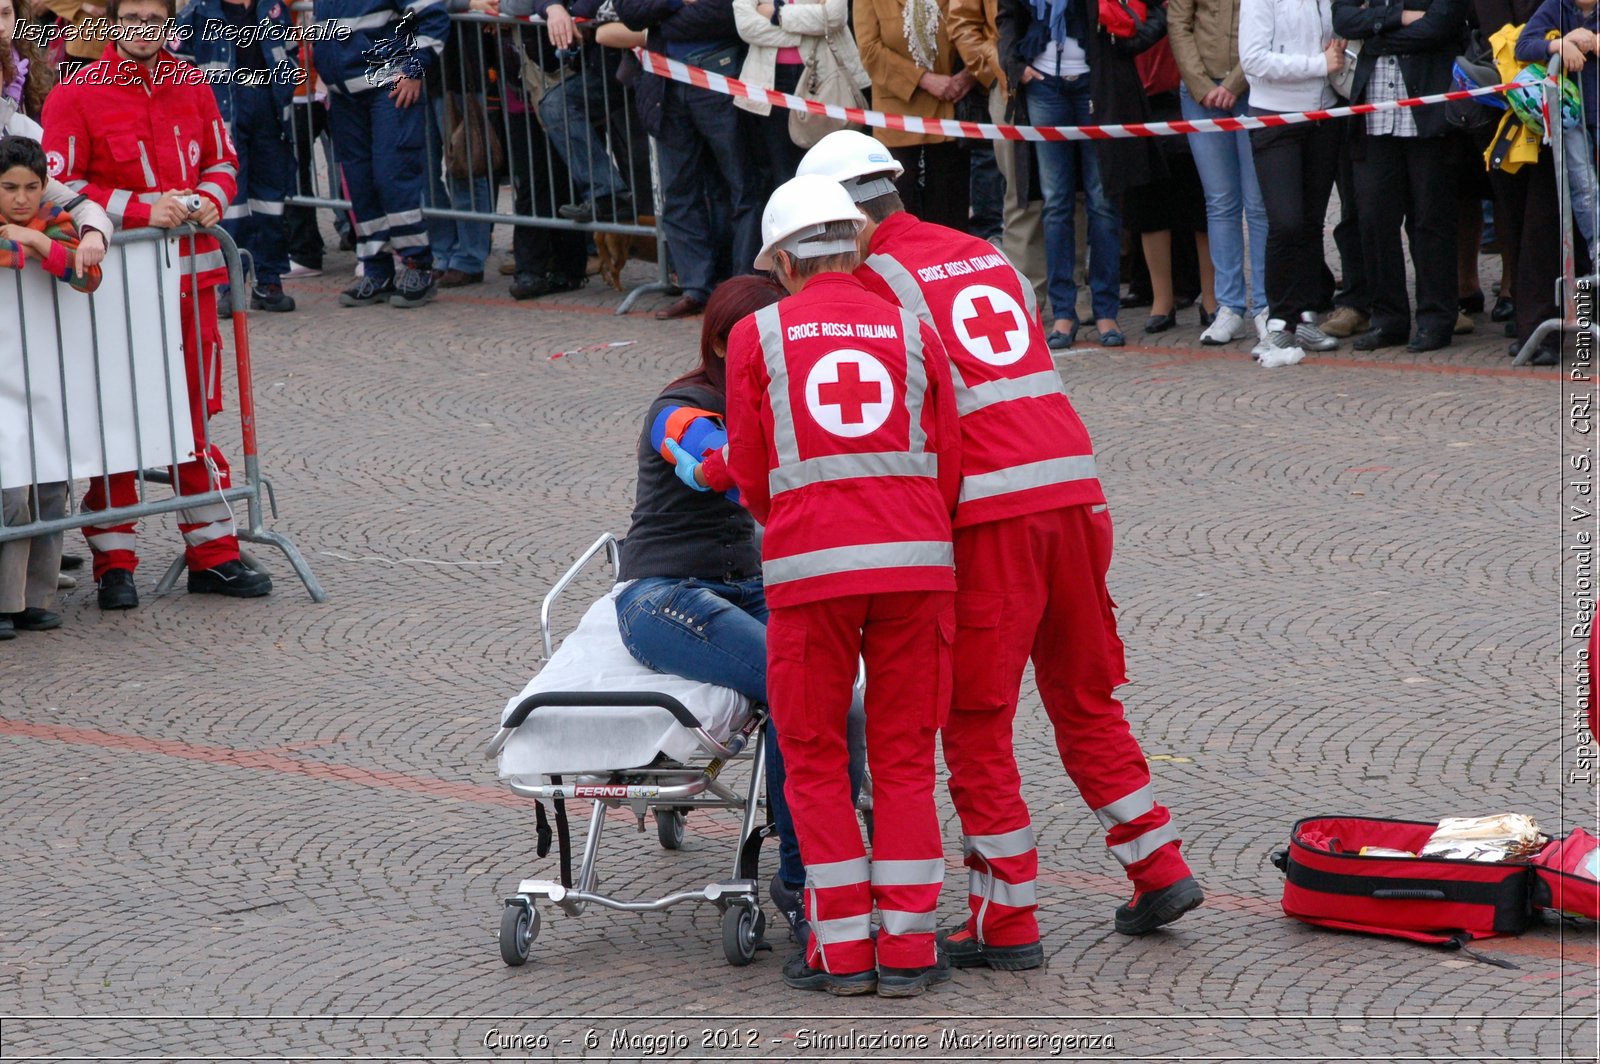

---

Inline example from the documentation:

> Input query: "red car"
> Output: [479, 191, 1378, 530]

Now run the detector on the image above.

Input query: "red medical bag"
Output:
[1273, 816, 1536, 945]
[1532, 829, 1600, 920]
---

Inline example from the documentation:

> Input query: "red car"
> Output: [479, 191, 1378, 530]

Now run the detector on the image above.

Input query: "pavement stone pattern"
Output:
[0, 233, 1596, 1063]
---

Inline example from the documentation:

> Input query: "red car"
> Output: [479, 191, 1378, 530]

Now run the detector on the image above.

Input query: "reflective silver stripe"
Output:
[181, 501, 234, 525]
[764, 540, 953, 586]
[1011, 263, 1039, 322]
[341, 74, 376, 94]
[806, 856, 869, 890]
[811, 912, 872, 945]
[344, 9, 395, 30]
[413, 33, 446, 55]
[755, 304, 800, 467]
[768, 451, 936, 495]
[67, 135, 76, 175]
[353, 214, 379, 237]
[200, 61, 229, 72]
[879, 909, 937, 936]
[106, 189, 132, 223]
[64, 179, 88, 193]
[200, 162, 238, 180]
[1093, 784, 1156, 831]
[1108, 822, 1182, 867]
[958, 455, 1099, 504]
[181, 250, 229, 275]
[85, 532, 137, 553]
[956, 369, 1064, 417]
[870, 858, 945, 887]
[355, 238, 387, 259]
[863, 252, 934, 328]
[900, 308, 929, 454]
[223, 203, 250, 221]
[964, 826, 1036, 861]
[387, 207, 425, 231]
[137, 192, 162, 203]
[967, 870, 1038, 908]
[196, 182, 231, 206]
[246, 198, 284, 217]
[182, 521, 236, 546]
[213, 119, 225, 159]
[136, 142, 157, 187]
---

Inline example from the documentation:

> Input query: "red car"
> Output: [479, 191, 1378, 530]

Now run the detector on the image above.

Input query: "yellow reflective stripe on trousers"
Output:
[805, 856, 870, 890]
[966, 870, 1037, 908]
[1093, 784, 1156, 831]
[1109, 822, 1182, 867]
[870, 858, 945, 887]
[764, 541, 953, 586]
[958, 455, 1099, 504]
[963, 826, 1036, 861]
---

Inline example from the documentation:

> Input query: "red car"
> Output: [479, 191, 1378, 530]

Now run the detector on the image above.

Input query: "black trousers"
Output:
[1354, 133, 1458, 338]
[505, 104, 586, 280]
[1331, 118, 1369, 313]
[891, 141, 971, 232]
[1489, 159, 1562, 346]
[1249, 116, 1341, 325]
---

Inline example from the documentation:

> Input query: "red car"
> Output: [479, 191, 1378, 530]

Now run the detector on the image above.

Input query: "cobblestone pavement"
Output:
[1, 239, 1596, 1063]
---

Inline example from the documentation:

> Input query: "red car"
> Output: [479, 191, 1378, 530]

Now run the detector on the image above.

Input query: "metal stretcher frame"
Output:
[484, 533, 774, 967]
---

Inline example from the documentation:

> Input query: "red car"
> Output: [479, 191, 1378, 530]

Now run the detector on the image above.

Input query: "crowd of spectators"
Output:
[2, 0, 1596, 341]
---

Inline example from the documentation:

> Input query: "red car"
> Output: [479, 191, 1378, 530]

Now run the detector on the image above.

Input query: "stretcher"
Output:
[484, 533, 774, 967]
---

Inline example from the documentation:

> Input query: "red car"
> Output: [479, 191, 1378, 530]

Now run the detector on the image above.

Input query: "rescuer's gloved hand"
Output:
[664, 437, 709, 491]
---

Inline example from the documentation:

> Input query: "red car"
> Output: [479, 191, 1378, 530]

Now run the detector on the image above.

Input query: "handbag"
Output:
[1135, 38, 1181, 95]
[1099, 0, 1148, 38]
[1328, 38, 1360, 101]
[789, 32, 868, 149]
[444, 92, 505, 180]
[1111, 0, 1167, 57]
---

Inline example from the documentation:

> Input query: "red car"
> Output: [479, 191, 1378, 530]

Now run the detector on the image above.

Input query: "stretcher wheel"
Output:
[499, 901, 537, 967]
[721, 904, 765, 966]
[656, 808, 686, 850]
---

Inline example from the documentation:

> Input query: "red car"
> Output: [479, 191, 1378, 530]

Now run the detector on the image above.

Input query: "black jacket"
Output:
[618, 383, 761, 584]
[616, 0, 740, 135]
[1332, 0, 1469, 138]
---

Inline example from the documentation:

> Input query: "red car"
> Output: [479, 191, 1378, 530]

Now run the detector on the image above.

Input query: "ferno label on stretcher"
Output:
[0, 237, 190, 490]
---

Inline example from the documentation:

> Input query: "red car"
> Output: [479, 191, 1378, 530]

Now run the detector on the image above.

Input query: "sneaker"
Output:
[1258, 320, 1306, 368]
[285, 260, 322, 278]
[339, 274, 394, 307]
[97, 568, 138, 611]
[250, 284, 296, 312]
[187, 558, 272, 598]
[1295, 312, 1339, 351]
[780, 951, 877, 996]
[1199, 306, 1249, 345]
[769, 875, 809, 946]
[1253, 308, 1270, 344]
[877, 956, 953, 998]
[1320, 305, 1369, 338]
[1115, 875, 1204, 935]
[389, 264, 437, 308]
[937, 924, 1044, 971]
[556, 200, 596, 223]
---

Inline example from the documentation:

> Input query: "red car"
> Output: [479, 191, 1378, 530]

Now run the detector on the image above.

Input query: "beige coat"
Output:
[947, 0, 1004, 95]
[854, 0, 958, 146]
[1167, 0, 1248, 104]
[733, 0, 871, 117]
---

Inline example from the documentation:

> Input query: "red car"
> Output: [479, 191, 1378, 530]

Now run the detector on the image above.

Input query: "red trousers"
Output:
[942, 505, 1189, 947]
[82, 287, 238, 578]
[767, 590, 954, 973]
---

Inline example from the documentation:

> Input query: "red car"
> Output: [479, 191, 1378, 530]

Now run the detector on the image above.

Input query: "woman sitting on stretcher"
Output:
[615, 275, 864, 948]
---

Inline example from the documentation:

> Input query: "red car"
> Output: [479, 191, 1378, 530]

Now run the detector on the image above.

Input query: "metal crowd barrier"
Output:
[286, 3, 675, 314]
[1513, 51, 1599, 367]
[0, 224, 325, 603]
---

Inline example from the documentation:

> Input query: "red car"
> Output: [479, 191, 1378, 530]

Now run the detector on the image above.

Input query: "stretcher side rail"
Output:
[485, 689, 747, 763]
[538, 531, 621, 659]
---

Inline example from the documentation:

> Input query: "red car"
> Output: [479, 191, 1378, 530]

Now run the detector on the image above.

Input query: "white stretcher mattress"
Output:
[498, 586, 752, 781]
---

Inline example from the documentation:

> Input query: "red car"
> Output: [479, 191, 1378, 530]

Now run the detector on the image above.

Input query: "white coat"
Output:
[732, 0, 871, 117]
[1238, 0, 1337, 113]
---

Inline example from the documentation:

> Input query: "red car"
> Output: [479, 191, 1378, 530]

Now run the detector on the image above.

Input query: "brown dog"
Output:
[594, 215, 660, 292]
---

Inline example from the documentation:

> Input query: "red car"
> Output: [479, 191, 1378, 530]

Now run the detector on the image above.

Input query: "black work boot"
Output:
[187, 559, 272, 598]
[1114, 875, 1204, 935]
[97, 568, 138, 610]
[937, 924, 1044, 970]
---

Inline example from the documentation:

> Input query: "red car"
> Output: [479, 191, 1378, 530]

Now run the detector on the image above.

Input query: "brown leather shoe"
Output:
[655, 294, 707, 320]
[1320, 305, 1369, 338]
[437, 269, 484, 288]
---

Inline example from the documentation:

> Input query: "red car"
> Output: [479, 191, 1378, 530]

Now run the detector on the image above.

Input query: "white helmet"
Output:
[796, 130, 904, 204]
[754, 174, 867, 270]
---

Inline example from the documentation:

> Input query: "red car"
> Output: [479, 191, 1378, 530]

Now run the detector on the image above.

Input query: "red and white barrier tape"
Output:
[635, 48, 1524, 141]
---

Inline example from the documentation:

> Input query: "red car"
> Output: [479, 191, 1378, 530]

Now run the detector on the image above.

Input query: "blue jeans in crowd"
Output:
[616, 575, 866, 887]
[537, 58, 632, 207]
[1564, 122, 1599, 258]
[425, 95, 493, 275]
[1025, 73, 1121, 324]
[1179, 83, 1268, 317]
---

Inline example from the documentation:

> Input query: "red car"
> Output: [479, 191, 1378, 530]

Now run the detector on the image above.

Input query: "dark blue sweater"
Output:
[1517, 0, 1600, 126]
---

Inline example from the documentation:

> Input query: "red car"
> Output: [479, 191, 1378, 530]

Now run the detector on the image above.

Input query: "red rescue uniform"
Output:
[725, 272, 961, 974]
[857, 210, 1192, 948]
[42, 46, 243, 578]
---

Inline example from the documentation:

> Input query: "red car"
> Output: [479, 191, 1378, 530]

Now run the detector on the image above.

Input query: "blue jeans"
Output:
[537, 59, 631, 205]
[616, 576, 865, 886]
[425, 95, 493, 274]
[1025, 73, 1121, 324]
[1179, 83, 1268, 316]
[1564, 123, 1599, 254]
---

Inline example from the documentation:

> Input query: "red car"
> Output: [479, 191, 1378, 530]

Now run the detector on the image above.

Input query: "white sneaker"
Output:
[1200, 306, 1250, 345]
[1259, 320, 1306, 368]
[1254, 308, 1270, 344]
[286, 259, 322, 278]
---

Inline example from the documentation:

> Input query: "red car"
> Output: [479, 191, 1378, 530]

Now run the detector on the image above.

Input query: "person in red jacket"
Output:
[724, 173, 961, 998]
[41, 0, 272, 609]
[799, 130, 1203, 969]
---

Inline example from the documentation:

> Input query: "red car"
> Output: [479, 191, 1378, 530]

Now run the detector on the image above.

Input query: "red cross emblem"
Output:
[816, 360, 883, 425]
[804, 350, 893, 438]
[964, 295, 1019, 357]
[953, 284, 1030, 366]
